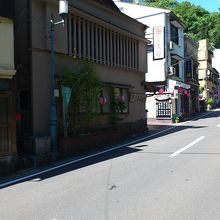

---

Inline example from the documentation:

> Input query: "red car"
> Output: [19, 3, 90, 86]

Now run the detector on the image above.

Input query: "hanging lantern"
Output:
[118, 95, 125, 103]
[159, 88, 164, 94]
[184, 90, 188, 95]
[99, 96, 107, 105]
[178, 87, 183, 94]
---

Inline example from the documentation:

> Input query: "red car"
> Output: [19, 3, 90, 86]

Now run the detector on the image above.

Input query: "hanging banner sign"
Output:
[62, 86, 72, 137]
[155, 94, 171, 101]
[62, 86, 72, 115]
[153, 26, 165, 60]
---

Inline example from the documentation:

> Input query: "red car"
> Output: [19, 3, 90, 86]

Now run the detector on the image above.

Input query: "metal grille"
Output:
[156, 101, 171, 118]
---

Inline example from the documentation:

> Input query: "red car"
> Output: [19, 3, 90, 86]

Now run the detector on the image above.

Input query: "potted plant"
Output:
[207, 98, 214, 110]
[175, 117, 180, 123]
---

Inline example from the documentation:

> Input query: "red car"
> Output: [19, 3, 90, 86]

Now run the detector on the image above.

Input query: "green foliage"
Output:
[108, 87, 127, 130]
[109, 87, 118, 129]
[174, 2, 220, 47]
[207, 98, 214, 106]
[199, 86, 205, 94]
[61, 60, 101, 134]
[143, 0, 177, 9]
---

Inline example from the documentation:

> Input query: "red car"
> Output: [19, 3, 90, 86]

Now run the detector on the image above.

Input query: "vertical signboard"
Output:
[62, 86, 72, 137]
[185, 60, 192, 78]
[153, 26, 165, 60]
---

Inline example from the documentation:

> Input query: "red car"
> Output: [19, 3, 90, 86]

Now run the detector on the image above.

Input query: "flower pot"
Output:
[175, 118, 180, 123]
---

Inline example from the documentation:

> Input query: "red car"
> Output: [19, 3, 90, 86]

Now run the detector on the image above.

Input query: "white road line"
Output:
[217, 124, 220, 127]
[1, 109, 218, 188]
[169, 136, 205, 158]
[0, 126, 177, 188]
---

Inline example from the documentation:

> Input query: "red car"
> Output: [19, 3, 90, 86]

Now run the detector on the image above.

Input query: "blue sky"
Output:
[178, 0, 220, 12]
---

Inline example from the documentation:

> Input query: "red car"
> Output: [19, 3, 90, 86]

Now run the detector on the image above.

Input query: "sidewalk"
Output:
[0, 121, 170, 183]
[147, 118, 173, 130]
[1, 110, 214, 186]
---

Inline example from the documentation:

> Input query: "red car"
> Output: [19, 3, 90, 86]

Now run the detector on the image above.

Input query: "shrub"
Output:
[207, 98, 214, 106]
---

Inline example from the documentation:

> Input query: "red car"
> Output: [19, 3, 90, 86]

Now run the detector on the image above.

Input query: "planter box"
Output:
[59, 119, 147, 155]
[59, 130, 122, 155]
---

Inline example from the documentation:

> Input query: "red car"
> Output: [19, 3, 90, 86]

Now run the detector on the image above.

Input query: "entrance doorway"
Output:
[0, 93, 16, 157]
[156, 100, 171, 118]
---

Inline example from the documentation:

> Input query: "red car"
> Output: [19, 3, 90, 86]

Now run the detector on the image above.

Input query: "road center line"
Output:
[169, 136, 205, 158]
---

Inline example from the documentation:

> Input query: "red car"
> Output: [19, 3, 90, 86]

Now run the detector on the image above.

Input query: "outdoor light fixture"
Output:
[59, 0, 68, 20]
[50, 0, 68, 155]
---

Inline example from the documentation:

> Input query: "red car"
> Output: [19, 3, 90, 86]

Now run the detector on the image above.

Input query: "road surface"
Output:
[1, 109, 220, 220]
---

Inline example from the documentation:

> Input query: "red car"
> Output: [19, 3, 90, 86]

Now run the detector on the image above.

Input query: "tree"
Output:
[143, 0, 177, 9]
[142, 0, 220, 47]
[61, 60, 102, 134]
[173, 2, 220, 47]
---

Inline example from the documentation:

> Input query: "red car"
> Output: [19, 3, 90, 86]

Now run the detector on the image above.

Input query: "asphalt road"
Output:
[1, 109, 220, 220]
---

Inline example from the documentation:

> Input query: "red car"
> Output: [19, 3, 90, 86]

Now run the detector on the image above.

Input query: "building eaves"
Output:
[95, 0, 120, 11]
[69, 0, 148, 40]
[168, 11, 186, 29]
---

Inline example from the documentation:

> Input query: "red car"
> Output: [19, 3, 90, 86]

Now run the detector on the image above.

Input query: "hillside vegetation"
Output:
[143, 0, 220, 47]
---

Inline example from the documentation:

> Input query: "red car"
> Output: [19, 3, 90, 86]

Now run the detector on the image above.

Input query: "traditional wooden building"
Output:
[2, 0, 148, 162]
[0, 15, 17, 169]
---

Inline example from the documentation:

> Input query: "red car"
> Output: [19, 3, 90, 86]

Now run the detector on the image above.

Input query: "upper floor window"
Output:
[171, 57, 179, 77]
[207, 51, 213, 64]
[69, 15, 139, 71]
[185, 59, 198, 80]
[170, 24, 179, 45]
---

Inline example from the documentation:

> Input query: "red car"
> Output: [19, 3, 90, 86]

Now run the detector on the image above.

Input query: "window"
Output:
[185, 60, 192, 79]
[170, 24, 178, 45]
[0, 80, 10, 91]
[69, 15, 139, 71]
[171, 57, 179, 77]
[193, 61, 198, 80]
[100, 86, 129, 114]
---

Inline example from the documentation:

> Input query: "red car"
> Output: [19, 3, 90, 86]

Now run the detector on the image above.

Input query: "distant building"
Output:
[114, 1, 191, 121]
[213, 49, 220, 73]
[184, 36, 199, 115]
[212, 49, 220, 105]
[198, 39, 218, 105]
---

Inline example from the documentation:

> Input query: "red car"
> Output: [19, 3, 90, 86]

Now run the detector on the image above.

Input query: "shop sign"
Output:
[153, 26, 165, 60]
[155, 94, 171, 101]
[130, 93, 146, 102]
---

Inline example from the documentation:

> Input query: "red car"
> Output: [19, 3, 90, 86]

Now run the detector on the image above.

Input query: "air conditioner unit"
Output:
[169, 66, 176, 75]
[169, 41, 174, 50]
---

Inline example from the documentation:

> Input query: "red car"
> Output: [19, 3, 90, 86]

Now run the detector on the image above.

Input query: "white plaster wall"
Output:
[139, 14, 166, 82]
[114, 1, 170, 19]
[213, 49, 220, 73]
[146, 52, 166, 82]
[146, 96, 157, 118]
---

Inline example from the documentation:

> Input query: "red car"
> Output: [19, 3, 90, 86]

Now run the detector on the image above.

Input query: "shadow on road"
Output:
[1, 109, 219, 189]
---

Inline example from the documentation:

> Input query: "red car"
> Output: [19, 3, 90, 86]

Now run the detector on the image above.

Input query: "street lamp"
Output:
[50, 0, 68, 154]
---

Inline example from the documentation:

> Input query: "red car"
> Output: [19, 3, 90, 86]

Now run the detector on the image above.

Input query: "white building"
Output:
[212, 49, 220, 105]
[114, 1, 191, 121]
